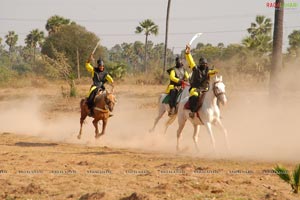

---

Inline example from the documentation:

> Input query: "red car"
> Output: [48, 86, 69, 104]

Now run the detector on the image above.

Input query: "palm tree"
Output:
[274, 164, 300, 194]
[243, 15, 272, 55]
[163, 0, 172, 80]
[25, 29, 45, 61]
[270, 0, 284, 97]
[135, 19, 159, 72]
[247, 15, 272, 37]
[46, 15, 70, 35]
[5, 31, 18, 55]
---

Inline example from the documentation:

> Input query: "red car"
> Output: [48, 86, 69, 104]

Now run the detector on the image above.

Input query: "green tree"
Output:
[274, 164, 300, 194]
[242, 15, 272, 55]
[25, 29, 45, 61]
[5, 31, 18, 55]
[42, 23, 102, 76]
[288, 30, 300, 57]
[45, 15, 71, 35]
[42, 48, 76, 97]
[135, 19, 159, 72]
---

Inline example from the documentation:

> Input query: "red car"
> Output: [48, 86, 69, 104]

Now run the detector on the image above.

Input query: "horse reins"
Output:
[94, 93, 113, 113]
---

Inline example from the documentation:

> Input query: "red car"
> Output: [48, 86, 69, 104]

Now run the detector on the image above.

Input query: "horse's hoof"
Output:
[95, 133, 102, 139]
[77, 135, 81, 140]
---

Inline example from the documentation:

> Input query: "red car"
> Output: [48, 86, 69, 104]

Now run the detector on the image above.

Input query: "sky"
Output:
[0, 0, 300, 53]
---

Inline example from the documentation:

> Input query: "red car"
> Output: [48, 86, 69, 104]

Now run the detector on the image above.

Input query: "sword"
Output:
[91, 41, 100, 55]
[189, 33, 203, 46]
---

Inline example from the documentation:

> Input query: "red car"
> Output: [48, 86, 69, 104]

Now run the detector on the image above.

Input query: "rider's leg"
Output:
[169, 89, 177, 115]
[87, 87, 98, 115]
[188, 88, 199, 118]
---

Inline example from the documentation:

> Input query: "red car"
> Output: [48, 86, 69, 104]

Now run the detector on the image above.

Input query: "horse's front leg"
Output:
[96, 119, 107, 139]
[193, 124, 200, 152]
[215, 118, 230, 151]
[93, 119, 100, 138]
[176, 113, 187, 152]
[204, 122, 216, 153]
[77, 113, 87, 140]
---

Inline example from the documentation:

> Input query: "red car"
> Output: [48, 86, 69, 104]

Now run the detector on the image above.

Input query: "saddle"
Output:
[162, 88, 183, 104]
[184, 92, 207, 112]
[86, 89, 105, 116]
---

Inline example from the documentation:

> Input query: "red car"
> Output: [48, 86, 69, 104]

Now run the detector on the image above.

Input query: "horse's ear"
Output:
[219, 75, 222, 81]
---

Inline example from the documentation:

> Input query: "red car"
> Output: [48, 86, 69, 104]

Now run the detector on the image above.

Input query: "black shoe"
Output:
[168, 108, 175, 116]
[88, 108, 94, 117]
[109, 113, 113, 118]
[189, 112, 195, 118]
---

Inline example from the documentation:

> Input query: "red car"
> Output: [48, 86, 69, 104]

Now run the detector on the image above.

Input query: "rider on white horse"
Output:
[165, 56, 189, 116]
[185, 45, 218, 118]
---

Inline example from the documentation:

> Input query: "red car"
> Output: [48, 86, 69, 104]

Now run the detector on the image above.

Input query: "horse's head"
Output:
[105, 92, 116, 112]
[212, 75, 227, 105]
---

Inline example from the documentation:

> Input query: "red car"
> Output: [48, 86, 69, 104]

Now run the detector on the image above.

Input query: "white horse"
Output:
[150, 82, 190, 134]
[176, 75, 229, 152]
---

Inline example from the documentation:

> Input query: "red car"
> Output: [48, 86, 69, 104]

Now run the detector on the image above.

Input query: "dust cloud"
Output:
[0, 64, 299, 162]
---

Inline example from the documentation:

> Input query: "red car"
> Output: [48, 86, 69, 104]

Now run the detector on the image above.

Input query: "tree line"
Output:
[0, 15, 300, 90]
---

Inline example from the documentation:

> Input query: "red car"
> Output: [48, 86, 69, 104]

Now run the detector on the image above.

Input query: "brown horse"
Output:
[78, 91, 116, 139]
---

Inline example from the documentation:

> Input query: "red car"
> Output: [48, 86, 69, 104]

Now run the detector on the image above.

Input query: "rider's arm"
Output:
[185, 45, 196, 70]
[170, 69, 180, 83]
[184, 71, 189, 80]
[85, 62, 94, 74]
[105, 74, 114, 84]
[85, 54, 95, 74]
[185, 53, 196, 70]
[208, 69, 219, 77]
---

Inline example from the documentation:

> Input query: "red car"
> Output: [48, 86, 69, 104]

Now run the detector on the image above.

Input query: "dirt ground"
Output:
[0, 80, 299, 200]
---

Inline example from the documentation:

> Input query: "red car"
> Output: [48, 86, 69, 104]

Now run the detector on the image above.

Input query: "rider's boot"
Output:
[189, 95, 198, 118]
[168, 107, 175, 116]
[168, 89, 177, 116]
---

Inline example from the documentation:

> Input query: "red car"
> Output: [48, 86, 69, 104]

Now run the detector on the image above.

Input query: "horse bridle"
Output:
[213, 81, 225, 99]
[104, 94, 114, 111]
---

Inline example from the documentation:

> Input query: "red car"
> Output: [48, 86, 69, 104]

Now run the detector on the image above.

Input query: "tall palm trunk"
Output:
[270, 0, 284, 97]
[163, 0, 172, 81]
[144, 34, 148, 73]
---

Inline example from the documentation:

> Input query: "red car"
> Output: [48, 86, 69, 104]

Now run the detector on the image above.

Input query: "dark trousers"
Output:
[87, 87, 99, 109]
[189, 95, 198, 112]
[169, 89, 178, 109]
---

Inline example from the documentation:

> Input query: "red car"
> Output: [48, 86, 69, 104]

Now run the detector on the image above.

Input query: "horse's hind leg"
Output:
[149, 104, 166, 133]
[164, 114, 176, 134]
[77, 112, 87, 140]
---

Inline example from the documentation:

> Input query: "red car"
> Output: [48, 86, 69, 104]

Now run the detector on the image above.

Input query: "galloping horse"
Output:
[176, 75, 229, 152]
[150, 82, 190, 134]
[78, 90, 116, 139]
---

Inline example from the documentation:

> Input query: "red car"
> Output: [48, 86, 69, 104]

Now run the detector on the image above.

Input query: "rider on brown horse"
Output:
[86, 54, 114, 116]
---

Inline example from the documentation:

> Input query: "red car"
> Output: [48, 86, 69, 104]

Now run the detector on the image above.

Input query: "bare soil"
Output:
[0, 82, 299, 200]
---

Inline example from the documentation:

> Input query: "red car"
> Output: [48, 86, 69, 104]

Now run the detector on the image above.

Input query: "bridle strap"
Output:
[213, 81, 225, 98]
